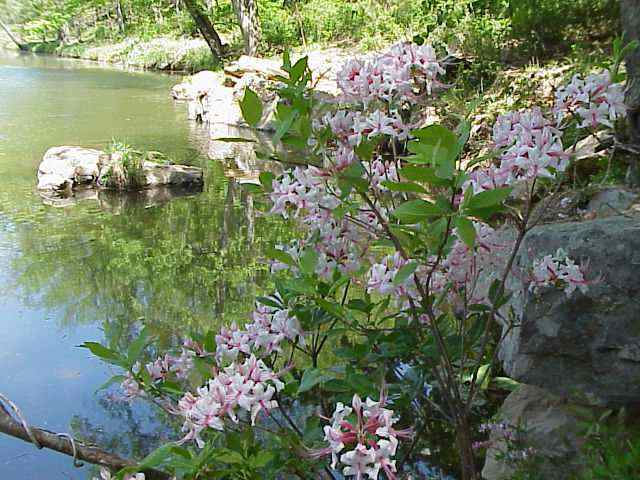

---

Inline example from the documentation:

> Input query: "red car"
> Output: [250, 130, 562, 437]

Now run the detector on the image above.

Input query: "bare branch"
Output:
[0, 395, 171, 480]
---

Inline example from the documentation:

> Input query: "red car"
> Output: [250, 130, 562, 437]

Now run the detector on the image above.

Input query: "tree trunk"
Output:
[621, 0, 640, 185]
[456, 414, 480, 480]
[231, 0, 261, 56]
[115, 0, 127, 33]
[0, 18, 27, 51]
[183, 0, 225, 60]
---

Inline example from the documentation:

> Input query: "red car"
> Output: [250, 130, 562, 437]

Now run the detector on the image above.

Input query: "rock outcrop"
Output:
[585, 186, 639, 218]
[37, 146, 203, 193]
[171, 50, 349, 129]
[481, 385, 585, 480]
[484, 213, 640, 480]
[500, 215, 640, 407]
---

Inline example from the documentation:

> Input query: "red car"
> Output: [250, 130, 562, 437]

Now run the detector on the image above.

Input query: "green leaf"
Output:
[127, 326, 151, 365]
[259, 172, 275, 192]
[239, 87, 263, 127]
[289, 56, 308, 83]
[213, 448, 245, 465]
[380, 180, 428, 194]
[455, 217, 476, 248]
[338, 161, 368, 193]
[456, 119, 471, 149]
[249, 450, 275, 468]
[79, 342, 122, 365]
[399, 165, 450, 186]
[133, 442, 183, 471]
[409, 124, 458, 179]
[465, 187, 512, 210]
[241, 183, 262, 194]
[392, 199, 445, 223]
[300, 247, 319, 275]
[316, 299, 346, 319]
[298, 368, 326, 393]
[96, 374, 126, 392]
[282, 50, 291, 70]
[491, 376, 521, 392]
[256, 296, 283, 309]
[274, 105, 298, 143]
[354, 139, 377, 161]
[393, 261, 418, 286]
[476, 363, 492, 391]
[265, 247, 296, 267]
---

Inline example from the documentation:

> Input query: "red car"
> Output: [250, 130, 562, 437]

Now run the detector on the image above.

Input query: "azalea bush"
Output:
[83, 40, 627, 480]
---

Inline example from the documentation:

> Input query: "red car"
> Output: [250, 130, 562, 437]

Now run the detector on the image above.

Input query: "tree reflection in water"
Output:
[9, 160, 294, 352]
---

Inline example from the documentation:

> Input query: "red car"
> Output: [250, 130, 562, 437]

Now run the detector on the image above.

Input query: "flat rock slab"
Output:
[37, 146, 203, 192]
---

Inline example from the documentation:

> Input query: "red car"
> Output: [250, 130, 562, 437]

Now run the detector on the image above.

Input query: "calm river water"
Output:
[0, 50, 285, 479]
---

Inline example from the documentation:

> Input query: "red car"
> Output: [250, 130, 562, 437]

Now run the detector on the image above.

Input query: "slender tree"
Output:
[0, 17, 27, 50]
[231, 0, 260, 56]
[183, 0, 226, 60]
[621, 0, 640, 184]
[115, 0, 126, 33]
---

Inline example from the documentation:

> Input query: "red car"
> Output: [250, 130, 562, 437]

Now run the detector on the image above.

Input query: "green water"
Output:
[0, 50, 286, 479]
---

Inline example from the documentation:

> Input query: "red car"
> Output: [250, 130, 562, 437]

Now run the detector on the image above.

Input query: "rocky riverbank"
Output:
[11, 35, 218, 73]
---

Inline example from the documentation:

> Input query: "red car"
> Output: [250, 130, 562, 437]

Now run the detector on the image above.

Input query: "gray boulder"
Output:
[139, 161, 203, 187]
[500, 215, 640, 406]
[482, 385, 585, 480]
[37, 146, 105, 190]
[37, 146, 203, 193]
[585, 187, 638, 218]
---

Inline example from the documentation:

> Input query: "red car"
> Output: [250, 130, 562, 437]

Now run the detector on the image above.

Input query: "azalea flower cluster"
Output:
[367, 252, 423, 299]
[529, 249, 588, 296]
[120, 365, 145, 400]
[337, 42, 444, 105]
[444, 223, 503, 293]
[270, 42, 446, 285]
[467, 107, 569, 194]
[554, 70, 626, 129]
[215, 301, 304, 360]
[94, 467, 145, 480]
[145, 348, 195, 381]
[313, 393, 412, 480]
[367, 222, 503, 310]
[321, 109, 412, 148]
[178, 355, 284, 447]
[269, 166, 381, 279]
[119, 340, 203, 401]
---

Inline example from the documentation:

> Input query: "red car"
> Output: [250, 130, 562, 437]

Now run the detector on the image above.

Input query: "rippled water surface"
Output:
[0, 50, 285, 479]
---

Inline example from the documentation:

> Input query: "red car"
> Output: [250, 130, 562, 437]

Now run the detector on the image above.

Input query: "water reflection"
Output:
[0, 50, 292, 479]
[10, 161, 289, 340]
[38, 184, 204, 211]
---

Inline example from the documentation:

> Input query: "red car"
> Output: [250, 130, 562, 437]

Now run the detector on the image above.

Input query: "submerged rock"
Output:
[500, 215, 640, 407]
[36, 146, 203, 192]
